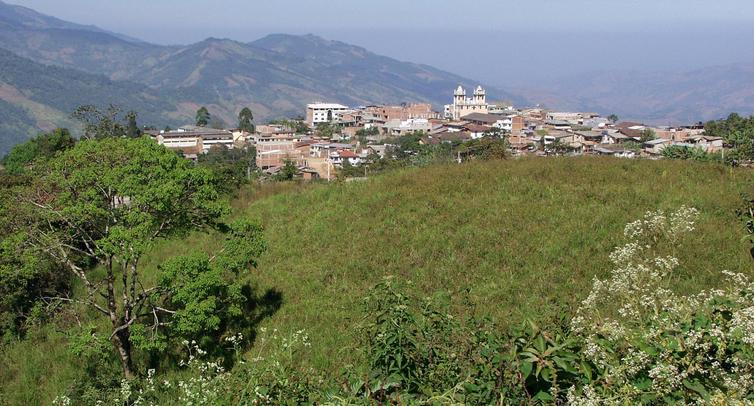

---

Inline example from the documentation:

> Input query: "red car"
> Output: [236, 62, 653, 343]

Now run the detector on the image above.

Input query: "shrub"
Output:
[569, 207, 754, 404]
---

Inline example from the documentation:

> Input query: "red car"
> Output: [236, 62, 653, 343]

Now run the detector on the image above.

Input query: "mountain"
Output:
[0, 2, 523, 153]
[519, 63, 754, 125]
[127, 35, 524, 125]
[0, 48, 188, 155]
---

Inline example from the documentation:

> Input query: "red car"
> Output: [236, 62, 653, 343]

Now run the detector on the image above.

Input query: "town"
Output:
[147, 85, 726, 180]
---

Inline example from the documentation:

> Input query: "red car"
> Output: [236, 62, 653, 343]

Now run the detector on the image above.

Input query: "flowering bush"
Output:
[569, 207, 754, 404]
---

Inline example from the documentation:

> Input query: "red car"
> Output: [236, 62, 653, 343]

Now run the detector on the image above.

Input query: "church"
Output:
[444, 85, 489, 120]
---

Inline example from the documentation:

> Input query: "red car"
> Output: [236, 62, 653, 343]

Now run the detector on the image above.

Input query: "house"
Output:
[546, 112, 583, 125]
[602, 131, 637, 144]
[464, 123, 491, 139]
[364, 103, 438, 121]
[644, 138, 671, 154]
[306, 103, 349, 126]
[310, 142, 355, 158]
[157, 127, 235, 154]
[383, 118, 432, 136]
[329, 149, 362, 167]
[685, 135, 724, 152]
[544, 120, 571, 131]
[594, 145, 637, 158]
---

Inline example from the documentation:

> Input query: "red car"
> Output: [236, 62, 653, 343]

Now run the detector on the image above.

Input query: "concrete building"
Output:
[157, 127, 234, 154]
[306, 103, 349, 127]
[444, 85, 489, 120]
[364, 103, 438, 122]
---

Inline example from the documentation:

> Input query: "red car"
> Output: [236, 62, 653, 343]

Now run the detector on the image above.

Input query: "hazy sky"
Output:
[10, 0, 754, 85]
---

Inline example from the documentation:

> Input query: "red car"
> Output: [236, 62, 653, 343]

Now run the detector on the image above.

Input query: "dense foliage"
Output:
[1, 137, 270, 385]
[705, 113, 754, 163]
[1, 128, 76, 175]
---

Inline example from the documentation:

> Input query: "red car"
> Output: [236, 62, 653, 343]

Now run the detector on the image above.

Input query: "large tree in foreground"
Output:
[7, 137, 265, 378]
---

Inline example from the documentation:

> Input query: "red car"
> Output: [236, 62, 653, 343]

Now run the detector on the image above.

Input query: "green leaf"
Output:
[521, 361, 533, 379]
[683, 379, 710, 400]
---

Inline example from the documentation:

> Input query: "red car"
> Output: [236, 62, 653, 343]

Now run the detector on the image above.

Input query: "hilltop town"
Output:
[147, 85, 728, 180]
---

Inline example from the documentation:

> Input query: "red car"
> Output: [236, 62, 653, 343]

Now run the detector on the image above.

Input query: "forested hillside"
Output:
[0, 48, 187, 154]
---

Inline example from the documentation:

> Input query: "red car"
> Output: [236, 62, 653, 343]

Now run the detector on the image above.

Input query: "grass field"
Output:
[157, 157, 753, 370]
[2, 156, 752, 403]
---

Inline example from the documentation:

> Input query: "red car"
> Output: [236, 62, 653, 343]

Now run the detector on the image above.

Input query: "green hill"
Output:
[151, 157, 753, 369]
[1, 157, 752, 404]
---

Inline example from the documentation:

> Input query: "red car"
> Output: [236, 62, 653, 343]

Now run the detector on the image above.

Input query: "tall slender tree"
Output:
[238, 107, 255, 133]
[126, 111, 140, 138]
[196, 106, 210, 127]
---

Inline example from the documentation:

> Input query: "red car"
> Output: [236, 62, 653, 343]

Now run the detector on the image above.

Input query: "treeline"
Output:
[664, 113, 754, 164]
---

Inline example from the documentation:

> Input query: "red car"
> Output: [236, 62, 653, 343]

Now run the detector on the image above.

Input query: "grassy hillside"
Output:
[151, 157, 753, 370]
[1, 157, 752, 404]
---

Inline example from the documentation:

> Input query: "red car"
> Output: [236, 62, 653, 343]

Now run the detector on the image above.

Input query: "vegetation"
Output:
[705, 112, 754, 163]
[238, 107, 255, 133]
[196, 106, 211, 127]
[197, 145, 257, 194]
[1, 130, 752, 404]
[639, 127, 657, 143]
[1, 128, 76, 175]
[314, 122, 337, 139]
[662, 145, 720, 162]
[0, 48, 181, 154]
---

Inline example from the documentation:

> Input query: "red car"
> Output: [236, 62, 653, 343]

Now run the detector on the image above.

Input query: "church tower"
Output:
[454, 85, 466, 106]
[473, 86, 486, 105]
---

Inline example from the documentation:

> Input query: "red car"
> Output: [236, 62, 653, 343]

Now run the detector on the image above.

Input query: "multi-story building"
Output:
[364, 103, 438, 122]
[306, 103, 349, 127]
[444, 85, 489, 120]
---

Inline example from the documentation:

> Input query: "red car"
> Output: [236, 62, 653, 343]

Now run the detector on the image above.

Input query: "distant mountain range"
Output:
[0, 0, 525, 154]
[512, 63, 754, 125]
[1, 0, 753, 155]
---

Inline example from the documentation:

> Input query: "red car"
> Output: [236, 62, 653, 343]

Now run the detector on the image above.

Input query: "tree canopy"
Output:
[3, 137, 268, 378]
[1, 128, 76, 175]
[196, 106, 210, 127]
[238, 107, 254, 132]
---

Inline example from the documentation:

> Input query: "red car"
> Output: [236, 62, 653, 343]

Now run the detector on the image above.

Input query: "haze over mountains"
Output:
[0, 0, 524, 153]
[1, 0, 754, 154]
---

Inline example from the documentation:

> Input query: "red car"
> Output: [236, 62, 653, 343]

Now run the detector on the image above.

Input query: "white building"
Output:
[444, 86, 489, 120]
[306, 103, 349, 127]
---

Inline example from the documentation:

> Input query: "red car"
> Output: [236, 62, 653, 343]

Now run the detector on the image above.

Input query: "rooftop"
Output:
[307, 103, 349, 109]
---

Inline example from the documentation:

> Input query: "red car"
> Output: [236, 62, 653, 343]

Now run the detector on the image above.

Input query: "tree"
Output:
[71, 105, 126, 139]
[639, 128, 657, 143]
[126, 111, 140, 138]
[273, 160, 298, 181]
[355, 127, 380, 145]
[196, 107, 211, 127]
[6, 137, 242, 379]
[238, 107, 255, 133]
[197, 145, 257, 192]
[482, 126, 508, 139]
[607, 114, 619, 123]
[1, 128, 76, 175]
[315, 122, 336, 139]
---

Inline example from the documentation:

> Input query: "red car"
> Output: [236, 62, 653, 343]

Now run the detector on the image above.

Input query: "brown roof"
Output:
[338, 149, 358, 158]
[464, 124, 492, 133]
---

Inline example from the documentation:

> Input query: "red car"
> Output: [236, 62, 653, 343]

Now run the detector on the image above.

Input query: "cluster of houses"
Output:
[147, 86, 724, 180]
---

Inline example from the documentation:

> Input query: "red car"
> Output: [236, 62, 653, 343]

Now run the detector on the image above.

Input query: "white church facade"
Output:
[444, 85, 489, 120]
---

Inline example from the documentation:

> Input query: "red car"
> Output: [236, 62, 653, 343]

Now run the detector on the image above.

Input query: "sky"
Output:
[11, 0, 754, 86]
